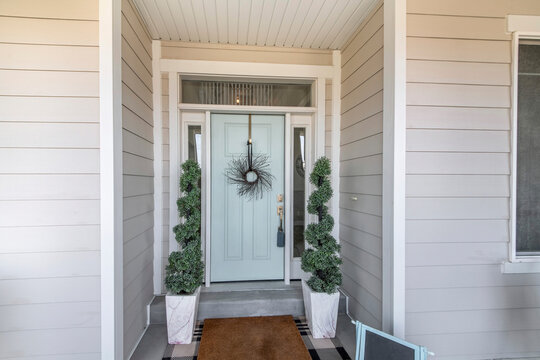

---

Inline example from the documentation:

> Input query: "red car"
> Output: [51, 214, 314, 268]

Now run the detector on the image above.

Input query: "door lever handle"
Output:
[277, 206, 285, 247]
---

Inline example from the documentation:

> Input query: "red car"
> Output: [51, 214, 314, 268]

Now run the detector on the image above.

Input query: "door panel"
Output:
[211, 114, 284, 281]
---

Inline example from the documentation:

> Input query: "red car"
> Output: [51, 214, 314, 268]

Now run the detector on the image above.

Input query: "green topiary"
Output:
[165, 160, 204, 295]
[301, 157, 342, 294]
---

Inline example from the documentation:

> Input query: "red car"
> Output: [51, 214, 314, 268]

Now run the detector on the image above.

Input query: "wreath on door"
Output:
[225, 114, 274, 200]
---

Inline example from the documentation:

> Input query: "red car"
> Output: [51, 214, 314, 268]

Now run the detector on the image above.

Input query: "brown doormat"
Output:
[197, 315, 311, 360]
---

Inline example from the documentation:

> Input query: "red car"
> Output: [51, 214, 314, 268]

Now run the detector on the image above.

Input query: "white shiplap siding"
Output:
[133, 0, 378, 50]
[0, 1, 100, 359]
[339, 1, 384, 330]
[405, 0, 540, 358]
[121, 0, 154, 355]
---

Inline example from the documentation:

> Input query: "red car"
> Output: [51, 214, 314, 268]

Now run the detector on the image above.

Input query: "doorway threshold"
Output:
[202, 279, 301, 293]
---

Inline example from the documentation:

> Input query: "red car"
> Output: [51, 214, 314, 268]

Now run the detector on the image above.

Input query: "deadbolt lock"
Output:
[277, 194, 283, 202]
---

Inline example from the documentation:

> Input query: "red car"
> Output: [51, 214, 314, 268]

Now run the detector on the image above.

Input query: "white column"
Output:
[204, 111, 211, 287]
[169, 72, 179, 255]
[316, 77, 326, 158]
[152, 40, 163, 295]
[382, 0, 407, 338]
[99, 0, 123, 358]
[331, 51, 341, 242]
[284, 113, 292, 285]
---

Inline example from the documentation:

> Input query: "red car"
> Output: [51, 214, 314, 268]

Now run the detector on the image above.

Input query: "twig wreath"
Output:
[225, 115, 274, 200]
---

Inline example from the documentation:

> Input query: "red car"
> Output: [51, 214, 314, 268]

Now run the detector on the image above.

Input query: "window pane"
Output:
[293, 128, 306, 258]
[517, 42, 540, 254]
[188, 125, 202, 166]
[182, 80, 312, 107]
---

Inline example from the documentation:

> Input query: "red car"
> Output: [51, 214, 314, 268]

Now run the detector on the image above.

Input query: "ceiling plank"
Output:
[264, 0, 288, 47]
[301, 0, 338, 48]
[331, 0, 371, 49]
[246, 0, 264, 45]
[191, 0, 209, 42]
[144, 0, 171, 40]
[131, 0, 379, 50]
[203, 0, 219, 43]
[236, 0, 249, 45]
[319, 0, 358, 49]
[215, 0, 228, 43]
[167, 0, 190, 41]
[283, 0, 312, 47]
[178, 0, 200, 42]
[155, 0, 179, 40]
[256, 0, 277, 46]
[274, 0, 301, 47]
[308, 0, 349, 48]
[132, 0, 159, 39]
[293, 0, 325, 48]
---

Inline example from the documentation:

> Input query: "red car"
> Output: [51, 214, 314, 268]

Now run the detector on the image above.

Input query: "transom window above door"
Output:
[181, 78, 313, 107]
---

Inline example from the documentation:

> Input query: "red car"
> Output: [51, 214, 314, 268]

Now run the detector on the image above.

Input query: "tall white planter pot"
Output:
[302, 280, 340, 339]
[165, 287, 200, 344]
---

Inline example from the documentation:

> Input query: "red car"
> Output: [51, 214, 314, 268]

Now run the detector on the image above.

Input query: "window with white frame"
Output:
[514, 38, 540, 257]
[181, 79, 313, 107]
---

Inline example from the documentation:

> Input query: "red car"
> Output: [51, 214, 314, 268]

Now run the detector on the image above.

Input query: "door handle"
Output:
[277, 206, 284, 247]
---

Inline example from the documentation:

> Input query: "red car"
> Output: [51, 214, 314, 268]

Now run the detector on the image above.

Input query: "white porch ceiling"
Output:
[132, 0, 378, 50]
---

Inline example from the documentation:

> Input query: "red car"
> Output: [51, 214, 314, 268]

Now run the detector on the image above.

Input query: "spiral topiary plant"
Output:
[165, 160, 204, 295]
[301, 157, 342, 294]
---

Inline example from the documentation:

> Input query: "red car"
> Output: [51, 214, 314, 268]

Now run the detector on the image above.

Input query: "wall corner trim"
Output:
[331, 50, 341, 244]
[382, 0, 406, 338]
[99, 0, 124, 358]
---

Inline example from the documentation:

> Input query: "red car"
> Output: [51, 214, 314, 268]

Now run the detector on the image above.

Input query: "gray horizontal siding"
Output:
[405, 1, 540, 359]
[0, 1, 100, 359]
[339, 0, 384, 330]
[121, 0, 154, 356]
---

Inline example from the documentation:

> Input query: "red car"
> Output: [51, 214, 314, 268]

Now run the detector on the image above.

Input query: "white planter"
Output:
[165, 287, 200, 344]
[302, 280, 340, 339]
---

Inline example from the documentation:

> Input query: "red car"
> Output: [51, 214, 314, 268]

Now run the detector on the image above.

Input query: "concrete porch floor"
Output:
[130, 281, 357, 359]
[130, 314, 356, 360]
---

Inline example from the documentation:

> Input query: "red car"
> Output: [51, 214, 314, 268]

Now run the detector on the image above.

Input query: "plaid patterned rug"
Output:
[162, 316, 351, 360]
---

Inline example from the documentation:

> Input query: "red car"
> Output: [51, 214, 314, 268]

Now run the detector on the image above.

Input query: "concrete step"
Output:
[150, 282, 346, 324]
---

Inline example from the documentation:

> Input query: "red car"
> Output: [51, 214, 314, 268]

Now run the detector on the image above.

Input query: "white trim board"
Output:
[204, 111, 211, 287]
[507, 15, 540, 33]
[506, 28, 540, 269]
[284, 113, 292, 285]
[382, 0, 406, 338]
[99, 0, 123, 358]
[331, 51, 341, 243]
[289, 113, 313, 281]
[177, 110, 316, 286]
[158, 58, 338, 288]
[178, 104, 317, 114]
[168, 71, 180, 256]
[160, 59, 336, 79]
[152, 40, 163, 295]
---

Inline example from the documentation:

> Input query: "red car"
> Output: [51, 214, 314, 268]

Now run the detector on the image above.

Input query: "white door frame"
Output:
[179, 107, 315, 287]
[153, 56, 340, 289]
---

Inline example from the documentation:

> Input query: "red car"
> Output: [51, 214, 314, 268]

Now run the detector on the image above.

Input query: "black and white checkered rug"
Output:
[162, 316, 351, 360]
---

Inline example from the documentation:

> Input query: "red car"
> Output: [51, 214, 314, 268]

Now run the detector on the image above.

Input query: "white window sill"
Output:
[501, 261, 540, 274]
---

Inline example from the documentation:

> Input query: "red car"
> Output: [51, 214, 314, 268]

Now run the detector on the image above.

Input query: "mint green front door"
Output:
[211, 114, 284, 282]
